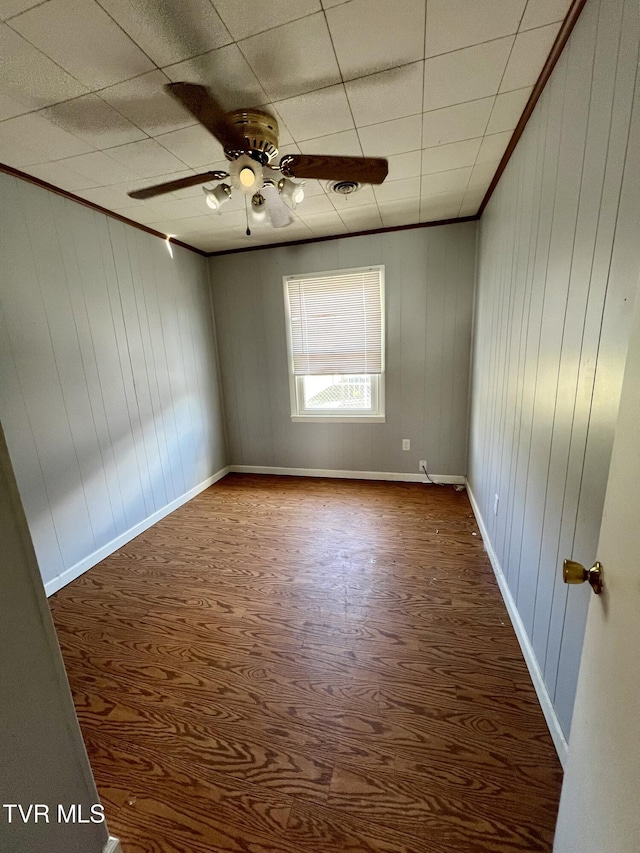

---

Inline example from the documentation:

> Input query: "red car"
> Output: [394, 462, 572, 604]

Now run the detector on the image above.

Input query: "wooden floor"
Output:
[50, 474, 562, 853]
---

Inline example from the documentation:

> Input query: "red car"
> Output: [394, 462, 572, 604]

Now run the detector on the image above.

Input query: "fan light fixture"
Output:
[229, 153, 264, 194]
[204, 183, 231, 211]
[251, 192, 267, 223]
[279, 177, 305, 209]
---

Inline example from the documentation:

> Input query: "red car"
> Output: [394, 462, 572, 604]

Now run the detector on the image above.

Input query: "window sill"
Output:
[291, 415, 386, 423]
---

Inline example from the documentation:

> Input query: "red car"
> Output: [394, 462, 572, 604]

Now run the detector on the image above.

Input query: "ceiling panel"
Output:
[423, 37, 513, 112]
[213, 0, 321, 41]
[345, 62, 424, 127]
[273, 85, 354, 142]
[0, 23, 88, 120]
[0, 0, 576, 252]
[326, 0, 426, 80]
[238, 13, 340, 102]
[10, 0, 155, 89]
[96, 0, 232, 66]
[425, 0, 527, 57]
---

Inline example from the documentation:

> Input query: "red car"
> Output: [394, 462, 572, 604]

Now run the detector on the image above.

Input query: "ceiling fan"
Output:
[128, 82, 389, 232]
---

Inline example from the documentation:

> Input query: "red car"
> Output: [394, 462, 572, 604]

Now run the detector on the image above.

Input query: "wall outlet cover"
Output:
[419, 460, 427, 473]
[402, 439, 410, 451]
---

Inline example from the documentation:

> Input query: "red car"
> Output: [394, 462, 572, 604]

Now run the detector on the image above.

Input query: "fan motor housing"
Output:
[224, 109, 279, 164]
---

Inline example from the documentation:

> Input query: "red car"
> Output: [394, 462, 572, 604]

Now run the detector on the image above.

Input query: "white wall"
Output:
[468, 0, 640, 740]
[209, 223, 476, 477]
[0, 173, 228, 592]
[0, 422, 108, 853]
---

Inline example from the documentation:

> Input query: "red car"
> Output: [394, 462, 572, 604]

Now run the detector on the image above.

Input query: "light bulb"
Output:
[250, 192, 267, 223]
[203, 183, 231, 211]
[240, 167, 255, 188]
[279, 178, 305, 209]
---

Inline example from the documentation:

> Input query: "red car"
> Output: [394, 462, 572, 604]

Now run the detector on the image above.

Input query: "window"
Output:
[283, 266, 385, 422]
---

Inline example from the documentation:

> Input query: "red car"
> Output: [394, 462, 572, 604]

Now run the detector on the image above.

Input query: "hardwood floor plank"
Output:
[50, 474, 562, 852]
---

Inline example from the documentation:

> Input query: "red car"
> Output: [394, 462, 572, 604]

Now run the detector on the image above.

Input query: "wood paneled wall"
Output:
[0, 423, 108, 853]
[468, 0, 640, 738]
[0, 172, 228, 591]
[210, 224, 476, 477]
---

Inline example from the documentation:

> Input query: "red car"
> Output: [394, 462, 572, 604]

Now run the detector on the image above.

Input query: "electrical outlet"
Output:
[494, 494, 499, 515]
[419, 460, 427, 473]
[402, 439, 410, 451]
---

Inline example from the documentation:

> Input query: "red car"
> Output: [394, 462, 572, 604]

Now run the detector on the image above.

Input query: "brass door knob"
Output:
[563, 559, 603, 595]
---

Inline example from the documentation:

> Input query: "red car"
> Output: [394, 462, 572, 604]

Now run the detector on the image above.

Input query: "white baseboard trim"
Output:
[104, 837, 123, 853]
[229, 465, 466, 485]
[466, 481, 569, 768]
[45, 466, 231, 597]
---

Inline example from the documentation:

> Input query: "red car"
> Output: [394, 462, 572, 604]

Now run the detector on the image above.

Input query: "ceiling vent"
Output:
[328, 180, 361, 196]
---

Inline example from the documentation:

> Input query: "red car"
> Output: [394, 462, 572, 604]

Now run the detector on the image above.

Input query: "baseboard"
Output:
[104, 837, 123, 853]
[44, 466, 231, 596]
[229, 465, 466, 484]
[466, 481, 569, 768]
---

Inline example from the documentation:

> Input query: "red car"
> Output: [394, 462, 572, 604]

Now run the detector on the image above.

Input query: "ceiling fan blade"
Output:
[128, 170, 229, 200]
[280, 154, 388, 184]
[261, 184, 293, 229]
[165, 82, 245, 150]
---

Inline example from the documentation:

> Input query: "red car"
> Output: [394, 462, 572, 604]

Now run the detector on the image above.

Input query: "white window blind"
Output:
[285, 267, 384, 375]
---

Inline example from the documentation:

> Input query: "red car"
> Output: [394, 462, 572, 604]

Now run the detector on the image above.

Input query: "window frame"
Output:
[283, 265, 386, 423]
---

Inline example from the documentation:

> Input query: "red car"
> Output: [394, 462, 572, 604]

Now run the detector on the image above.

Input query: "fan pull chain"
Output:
[245, 195, 251, 237]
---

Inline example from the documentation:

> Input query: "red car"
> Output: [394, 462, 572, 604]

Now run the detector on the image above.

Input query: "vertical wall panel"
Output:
[210, 223, 477, 476]
[0, 173, 228, 589]
[469, 0, 640, 738]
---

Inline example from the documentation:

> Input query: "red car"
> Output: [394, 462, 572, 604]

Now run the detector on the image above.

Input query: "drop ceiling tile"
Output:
[274, 85, 354, 142]
[329, 185, 376, 210]
[421, 137, 482, 174]
[0, 0, 41, 19]
[358, 115, 423, 157]
[386, 150, 422, 181]
[374, 177, 416, 203]
[345, 61, 423, 127]
[9, 0, 155, 89]
[138, 198, 207, 223]
[0, 24, 88, 120]
[301, 211, 350, 237]
[0, 112, 93, 166]
[99, 71, 195, 137]
[339, 203, 383, 231]
[500, 23, 561, 92]
[97, 0, 232, 66]
[425, 0, 526, 57]
[107, 138, 188, 179]
[296, 193, 335, 215]
[41, 94, 147, 148]
[326, 0, 425, 81]
[468, 159, 501, 189]
[420, 190, 464, 221]
[421, 166, 472, 195]
[21, 160, 101, 191]
[298, 129, 362, 157]
[423, 37, 513, 112]
[422, 97, 494, 148]
[163, 43, 270, 112]
[459, 187, 486, 215]
[521, 0, 571, 31]
[75, 184, 149, 208]
[486, 86, 532, 133]
[476, 130, 512, 163]
[155, 124, 225, 168]
[213, 0, 320, 40]
[378, 198, 420, 227]
[56, 151, 141, 185]
[239, 13, 340, 102]
[111, 204, 164, 225]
